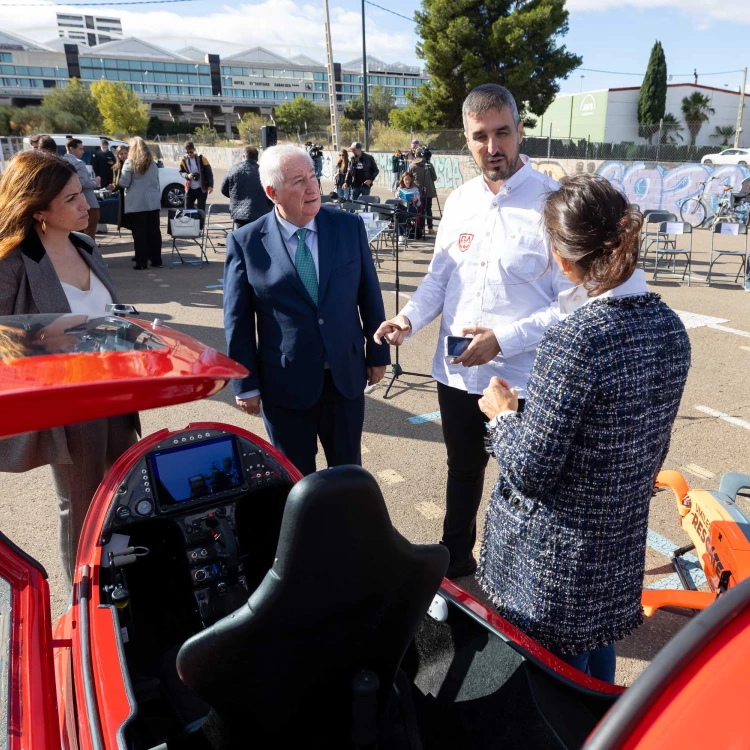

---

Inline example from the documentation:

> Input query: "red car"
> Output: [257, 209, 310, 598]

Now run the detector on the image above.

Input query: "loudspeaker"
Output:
[261, 126, 277, 149]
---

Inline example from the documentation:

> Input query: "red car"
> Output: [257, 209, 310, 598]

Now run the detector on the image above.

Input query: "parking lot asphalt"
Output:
[1, 170, 748, 688]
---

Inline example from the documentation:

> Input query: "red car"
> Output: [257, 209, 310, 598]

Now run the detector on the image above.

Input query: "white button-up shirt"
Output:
[400, 155, 571, 397]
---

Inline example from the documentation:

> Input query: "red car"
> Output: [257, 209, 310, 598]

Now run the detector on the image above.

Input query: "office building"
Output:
[0, 30, 429, 134]
[56, 13, 123, 47]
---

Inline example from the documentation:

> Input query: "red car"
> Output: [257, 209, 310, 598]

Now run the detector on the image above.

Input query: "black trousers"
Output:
[421, 197, 433, 229]
[437, 381, 524, 561]
[186, 187, 207, 212]
[128, 209, 162, 267]
[261, 371, 365, 476]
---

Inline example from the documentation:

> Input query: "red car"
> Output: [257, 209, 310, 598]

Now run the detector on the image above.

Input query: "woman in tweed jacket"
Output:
[476, 173, 691, 682]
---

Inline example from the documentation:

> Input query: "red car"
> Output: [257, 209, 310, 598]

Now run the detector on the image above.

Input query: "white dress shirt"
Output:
[236, 209, 320, 400]
[399, 155, 571, 397]
[557, 268, 648, 316]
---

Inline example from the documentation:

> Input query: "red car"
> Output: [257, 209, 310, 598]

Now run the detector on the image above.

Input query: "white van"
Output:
[22, 134, 186, 208]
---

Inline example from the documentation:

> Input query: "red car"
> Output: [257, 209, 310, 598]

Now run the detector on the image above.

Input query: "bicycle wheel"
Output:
[680, 198, 707, 228]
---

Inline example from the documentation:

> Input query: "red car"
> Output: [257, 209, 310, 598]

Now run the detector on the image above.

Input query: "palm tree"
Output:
[660, 113, 684, 144]
[681, 92, 715, 145]
[711, 125, 736, 146]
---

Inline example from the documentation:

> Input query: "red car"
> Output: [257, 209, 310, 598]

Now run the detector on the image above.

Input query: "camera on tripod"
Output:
[306, 141, 323, 161]
[421, 145, 433, 163]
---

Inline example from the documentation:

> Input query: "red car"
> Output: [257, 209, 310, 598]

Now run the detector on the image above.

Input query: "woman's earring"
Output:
[41, 218, 47, 234]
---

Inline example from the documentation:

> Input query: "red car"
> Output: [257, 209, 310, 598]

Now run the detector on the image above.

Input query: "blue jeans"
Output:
[352, 185, 371, 201]
[553, 643, 616, 683]
[336, 187, 350, 200]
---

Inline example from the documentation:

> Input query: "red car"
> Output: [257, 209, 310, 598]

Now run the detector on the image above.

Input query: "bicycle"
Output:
[680, 176, 749, 228]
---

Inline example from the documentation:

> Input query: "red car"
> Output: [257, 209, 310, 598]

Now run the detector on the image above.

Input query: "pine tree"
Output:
[638, 41, 667, 141]
[397, 0, 581, 129]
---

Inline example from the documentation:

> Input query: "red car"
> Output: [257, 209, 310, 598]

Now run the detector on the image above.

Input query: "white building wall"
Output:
[603, 89, 641, 143]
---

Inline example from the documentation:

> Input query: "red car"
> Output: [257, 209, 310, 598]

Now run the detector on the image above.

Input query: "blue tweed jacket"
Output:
[477, 293, 691, 655]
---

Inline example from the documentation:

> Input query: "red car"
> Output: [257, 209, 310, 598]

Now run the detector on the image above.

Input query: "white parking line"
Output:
[415, 502, 443, 520]
[683, 463, 715, 480]
[377, 469, 405, 485]
[696, 405, 750, 431]
[709, 324, 750, 339]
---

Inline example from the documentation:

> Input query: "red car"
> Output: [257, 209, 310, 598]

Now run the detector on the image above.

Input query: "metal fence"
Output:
[0, 136, 23, 172]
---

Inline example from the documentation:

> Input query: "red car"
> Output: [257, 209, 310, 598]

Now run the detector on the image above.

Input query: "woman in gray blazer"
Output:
[0, 150, 139, 590]
[117, 136, 162, 269]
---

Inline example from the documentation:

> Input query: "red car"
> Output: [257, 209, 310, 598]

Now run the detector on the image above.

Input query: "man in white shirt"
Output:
[374, 84, 571, 579]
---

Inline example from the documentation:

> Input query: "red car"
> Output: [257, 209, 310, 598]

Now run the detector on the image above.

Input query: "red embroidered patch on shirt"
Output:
[458, 233, 474, 252]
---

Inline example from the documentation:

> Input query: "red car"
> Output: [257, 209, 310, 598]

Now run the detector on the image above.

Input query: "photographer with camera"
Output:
[179, 141, 214, 211]
[409, 146, 438, 235]
[306, 142, 324, 192]
[344, 142, 379, 201]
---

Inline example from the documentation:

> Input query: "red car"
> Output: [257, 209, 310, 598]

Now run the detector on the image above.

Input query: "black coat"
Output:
[220, 159, 272, 222]
[345, 152, 379, 188]
[92, 149, 116, 187]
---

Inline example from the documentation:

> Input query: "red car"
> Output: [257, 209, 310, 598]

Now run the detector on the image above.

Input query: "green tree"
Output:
[147, 115, 165, 136]
[368, 85, 396, 123]
[272, 98, 328, 134]
[343, 95, 364, 122]
[638, 41, 667, 140]
[7, 105, 86, 135]
[90, 81, 148, 136]
[681, 92, 715, 145]
[238, 112, 269, 144]
[0, 105, 11, 135]
[711, 125, 735, 146]
[660, 113, 683, 144]
[401, 0, 581, 129]
[44, 78, 102, 131]
[194, 124, 219, 146]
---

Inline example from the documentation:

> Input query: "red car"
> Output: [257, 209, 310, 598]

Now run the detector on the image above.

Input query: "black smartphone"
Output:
[444, 336, 472, 358]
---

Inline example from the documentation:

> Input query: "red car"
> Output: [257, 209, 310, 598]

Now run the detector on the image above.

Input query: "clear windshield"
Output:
[0, 315, 166, 361]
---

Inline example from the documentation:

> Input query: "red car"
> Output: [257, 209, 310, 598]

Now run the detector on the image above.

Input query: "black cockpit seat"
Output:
[176, 465, 449, 748]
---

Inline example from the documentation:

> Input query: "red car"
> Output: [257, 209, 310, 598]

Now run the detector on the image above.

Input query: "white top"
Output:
[557, 268, 649, 316]
[61, 270, 113, 317]
[275, 208, 320, 279]
[399, 155, 571, 397]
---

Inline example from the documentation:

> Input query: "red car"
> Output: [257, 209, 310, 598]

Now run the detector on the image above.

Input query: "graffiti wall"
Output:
[157, 144, 749, 215]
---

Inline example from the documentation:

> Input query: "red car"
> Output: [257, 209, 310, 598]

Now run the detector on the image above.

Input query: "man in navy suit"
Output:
[224, 145, 390, 475]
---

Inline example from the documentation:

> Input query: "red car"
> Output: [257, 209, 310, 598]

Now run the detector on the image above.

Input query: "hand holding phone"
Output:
[445, 335, 472, 359]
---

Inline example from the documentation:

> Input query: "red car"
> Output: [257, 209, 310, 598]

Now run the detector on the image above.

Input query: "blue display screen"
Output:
[150, 436, 243, 505]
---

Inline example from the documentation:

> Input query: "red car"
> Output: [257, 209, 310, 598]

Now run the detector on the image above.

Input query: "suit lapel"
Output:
[260, 211, 316, 308]
[316, 207, 338, 303]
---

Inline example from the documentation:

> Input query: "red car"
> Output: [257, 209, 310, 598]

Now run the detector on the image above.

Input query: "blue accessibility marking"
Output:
[205, 278, 224, 289]
[645, 529, 707, 589]
[408, 410, 441, 424]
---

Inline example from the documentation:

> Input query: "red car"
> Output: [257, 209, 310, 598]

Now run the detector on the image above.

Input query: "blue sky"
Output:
[3, 1, 748, 94]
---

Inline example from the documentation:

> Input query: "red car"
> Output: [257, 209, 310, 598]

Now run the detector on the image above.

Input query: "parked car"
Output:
[701, 148, 750, 166]
[22, 134, 186, 208]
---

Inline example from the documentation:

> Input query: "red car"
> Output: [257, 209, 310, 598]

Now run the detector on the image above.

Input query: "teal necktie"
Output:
[294, 228, 318, 305]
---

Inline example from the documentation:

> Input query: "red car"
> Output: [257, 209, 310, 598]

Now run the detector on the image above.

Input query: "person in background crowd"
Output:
[409, 139, 420, 165]
[92, 139, 116, 193]
[38, 136, 58, 154]
[0, 150, 139, 591]
[64, 138, 100, 241]
[391, 150, 403, 190]
[345, 142, 379, 201]
[111, 144, 130, 231]
[307, 142, 324, 193]
[409, 147, 438, 235]
[224, 145, 390, 476]
[476, 173, 690, 682]
[117, 137, 162, 270]
[221, 145, 272, 229]
[374, 84, 571, 580]
[179, 141, 214, 211]
[29, 134, 42, 149]
[395, 171, 421, 238]
[334, 149, 349, 200]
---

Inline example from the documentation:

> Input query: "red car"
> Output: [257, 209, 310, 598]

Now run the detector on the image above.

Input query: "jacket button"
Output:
[318, 318, 324, 325]
[501, 487, 512, 500]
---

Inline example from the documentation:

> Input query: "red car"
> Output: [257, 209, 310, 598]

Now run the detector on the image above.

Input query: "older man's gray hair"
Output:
[462, 84, 520, 132]
[259, 144, 314, 193]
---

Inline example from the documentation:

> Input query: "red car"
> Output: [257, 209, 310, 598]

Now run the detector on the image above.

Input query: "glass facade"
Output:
[220, 65, 316, 80]
[0, 63, 68, 91]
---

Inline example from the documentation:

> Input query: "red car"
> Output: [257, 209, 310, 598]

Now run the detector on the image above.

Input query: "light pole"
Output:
[361, 0, 369, 150]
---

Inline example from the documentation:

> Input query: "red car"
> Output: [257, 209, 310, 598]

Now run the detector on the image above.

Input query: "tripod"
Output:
[383, 205, 433, 399]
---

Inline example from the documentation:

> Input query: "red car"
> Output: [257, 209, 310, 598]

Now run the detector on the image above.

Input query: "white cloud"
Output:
[0, 1, 420, 63]
[567, 0, 742, 22]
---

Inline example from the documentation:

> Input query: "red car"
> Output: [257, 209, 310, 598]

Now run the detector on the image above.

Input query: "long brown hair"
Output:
[128, 136, 153, 175]
[0, 151, 75, 261]
[543, 173, 643, 296]
[398, 171, 415, 189]
[337, 149, 349, 173]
